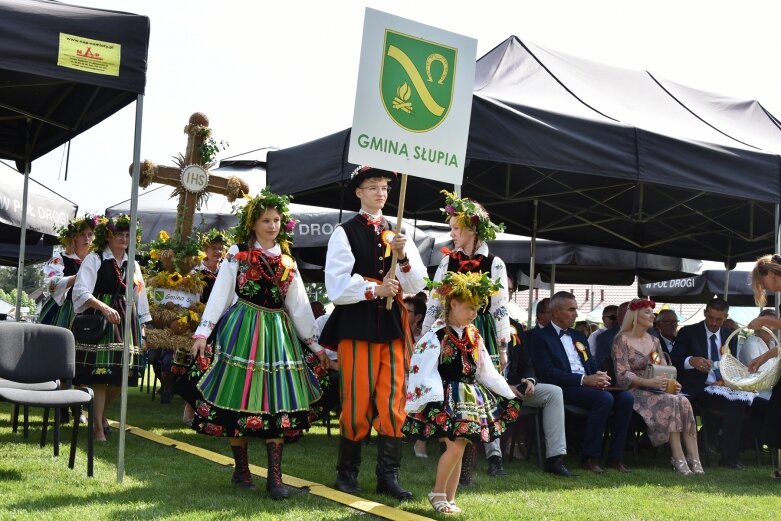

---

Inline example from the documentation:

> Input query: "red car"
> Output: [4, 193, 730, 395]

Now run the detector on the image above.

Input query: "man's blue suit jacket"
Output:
[533, 323, 596, 388]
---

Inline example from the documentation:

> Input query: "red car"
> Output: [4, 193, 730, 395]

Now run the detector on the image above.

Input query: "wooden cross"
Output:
[132, 112, 249, 241]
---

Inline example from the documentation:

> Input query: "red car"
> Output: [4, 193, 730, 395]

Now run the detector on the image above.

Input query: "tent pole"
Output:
[773, 203, 781, 316]
[15, 162, 30, 321]
[526, 199, 537, 328]
[551, 264, 556, 295]
[118, 94, 144, 483]
[15, 119, 32, 322]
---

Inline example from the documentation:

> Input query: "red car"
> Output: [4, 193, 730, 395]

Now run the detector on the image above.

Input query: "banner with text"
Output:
[349, 8, 476, 185]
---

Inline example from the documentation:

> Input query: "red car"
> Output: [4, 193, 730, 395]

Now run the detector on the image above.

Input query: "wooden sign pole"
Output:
[386, 173, 408, 310]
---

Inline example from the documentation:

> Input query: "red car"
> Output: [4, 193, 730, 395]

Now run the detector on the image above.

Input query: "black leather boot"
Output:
[265, 442, 289, 500]
[335, 436, 362, 493]
[459, 442, 477, 487]
[375, 435, 413, 500]
[230, 445, 256, 490]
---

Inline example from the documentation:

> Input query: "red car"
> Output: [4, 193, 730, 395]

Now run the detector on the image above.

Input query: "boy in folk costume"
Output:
[321, 166, 427, 499]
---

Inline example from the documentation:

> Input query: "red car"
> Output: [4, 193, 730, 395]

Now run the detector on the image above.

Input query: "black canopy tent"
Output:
[0, 0, 150, 481]
[267, 36, 781, 264]
[425, 230, 701, 286]
[638, 269, 766, 307]
[0, 171, 78, 264]
[106, 160, 435, 281]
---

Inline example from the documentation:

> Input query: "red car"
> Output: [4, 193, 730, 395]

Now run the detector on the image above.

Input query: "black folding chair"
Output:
[0, 323, 94, 476]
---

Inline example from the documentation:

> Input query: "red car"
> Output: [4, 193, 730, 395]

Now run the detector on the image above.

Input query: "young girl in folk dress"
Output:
[404, 271, 523, 515]
[178, 189, 328, 500]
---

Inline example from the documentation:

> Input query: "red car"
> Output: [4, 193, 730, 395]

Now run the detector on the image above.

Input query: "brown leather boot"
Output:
[266, 442, 289, 500]
[230, 444, 256, 490]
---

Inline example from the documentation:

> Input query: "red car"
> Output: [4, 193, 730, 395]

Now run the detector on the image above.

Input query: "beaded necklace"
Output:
[445, 326, 477, 374]
[111, 258, 127, 290]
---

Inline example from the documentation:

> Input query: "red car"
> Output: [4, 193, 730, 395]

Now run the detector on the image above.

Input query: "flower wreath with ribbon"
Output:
[427, 270, 502, 311]
[232, 188, 297, 254]
[440, 190, 505, 242]
[198, 228, 229, 251]
[56, 213, 102, 249]
[91, 214, 142, 252]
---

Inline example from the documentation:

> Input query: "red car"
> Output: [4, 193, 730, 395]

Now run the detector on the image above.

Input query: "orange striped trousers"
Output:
[338, 338, 408, 441]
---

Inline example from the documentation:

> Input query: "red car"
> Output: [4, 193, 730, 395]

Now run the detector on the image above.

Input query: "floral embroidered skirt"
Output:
[176, 300, 322, 439]
[39, 298, 74, 328]
[402, 377, 521, 443]
[73, 294, 141, 386]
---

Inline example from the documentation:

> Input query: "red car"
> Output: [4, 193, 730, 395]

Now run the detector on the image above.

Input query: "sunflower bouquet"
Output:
[147, 229, 206, 274]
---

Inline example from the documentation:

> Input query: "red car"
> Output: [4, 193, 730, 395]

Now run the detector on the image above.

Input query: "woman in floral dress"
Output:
[404, 271, 522, 515]
[179, 189, 327, 499]
[612, 298, 702, 475]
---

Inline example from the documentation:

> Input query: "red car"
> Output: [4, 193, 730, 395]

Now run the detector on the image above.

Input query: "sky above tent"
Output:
[2, 0, 779, 217]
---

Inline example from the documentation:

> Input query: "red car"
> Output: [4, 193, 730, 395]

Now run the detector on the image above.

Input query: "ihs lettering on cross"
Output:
[132, 112, 249, 242]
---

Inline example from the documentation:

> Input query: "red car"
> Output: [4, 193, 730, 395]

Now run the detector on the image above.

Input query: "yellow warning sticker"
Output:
[57, 32, 121, 76]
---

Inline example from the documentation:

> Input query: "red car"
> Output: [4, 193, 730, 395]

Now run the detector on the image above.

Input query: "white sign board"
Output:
[151, 288, 199, 308]
[349, 8, 477, 185]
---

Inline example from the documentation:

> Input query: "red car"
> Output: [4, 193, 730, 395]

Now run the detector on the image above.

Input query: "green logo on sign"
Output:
[380, 30, 457, 133]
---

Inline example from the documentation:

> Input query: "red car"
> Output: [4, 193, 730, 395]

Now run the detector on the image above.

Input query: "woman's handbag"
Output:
[71, 309, 107, 344]
[720, 327, 781, 391]
[643, 351, 677, 380]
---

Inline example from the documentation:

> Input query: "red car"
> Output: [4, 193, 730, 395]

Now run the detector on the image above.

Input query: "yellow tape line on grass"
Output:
[110, 420, 433, 521]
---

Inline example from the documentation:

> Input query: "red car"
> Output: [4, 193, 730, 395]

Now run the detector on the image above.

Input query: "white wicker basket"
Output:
[720, 327, 781, 392]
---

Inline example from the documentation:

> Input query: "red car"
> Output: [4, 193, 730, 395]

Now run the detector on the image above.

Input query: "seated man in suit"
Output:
[532, 291, 634, 473]
[655, 309, 678, 355]
[672, 297, 749, 469]
[507, 316, 571, 477]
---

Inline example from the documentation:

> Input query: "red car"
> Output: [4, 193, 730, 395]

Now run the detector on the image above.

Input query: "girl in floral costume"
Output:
[179, 188, 327, 499]
[421, 190, 510, 481]
[404, 271, 523, 515]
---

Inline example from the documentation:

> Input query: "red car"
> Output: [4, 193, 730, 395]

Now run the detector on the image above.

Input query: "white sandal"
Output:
[449, 501, 462, 513]
[427, 492, 455, 514]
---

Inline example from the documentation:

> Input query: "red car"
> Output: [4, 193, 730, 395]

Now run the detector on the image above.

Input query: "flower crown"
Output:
[56, 213, 102, 247]
[92, 214, 142, 252]
[198, 228, 228, 250]
[628, 299, 656, 311]
[232, 188, 296, 254]
[428, 271, 502, 310]
[440, 190, 505, 242]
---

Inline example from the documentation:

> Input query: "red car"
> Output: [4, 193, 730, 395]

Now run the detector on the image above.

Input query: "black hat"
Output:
[347, 166, 396, 191]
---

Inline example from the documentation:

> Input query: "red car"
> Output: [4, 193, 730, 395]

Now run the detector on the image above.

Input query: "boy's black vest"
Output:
[320, 215, 405, 344]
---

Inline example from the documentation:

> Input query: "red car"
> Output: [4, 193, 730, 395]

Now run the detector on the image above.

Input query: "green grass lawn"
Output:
[2, 374, 781, 520]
